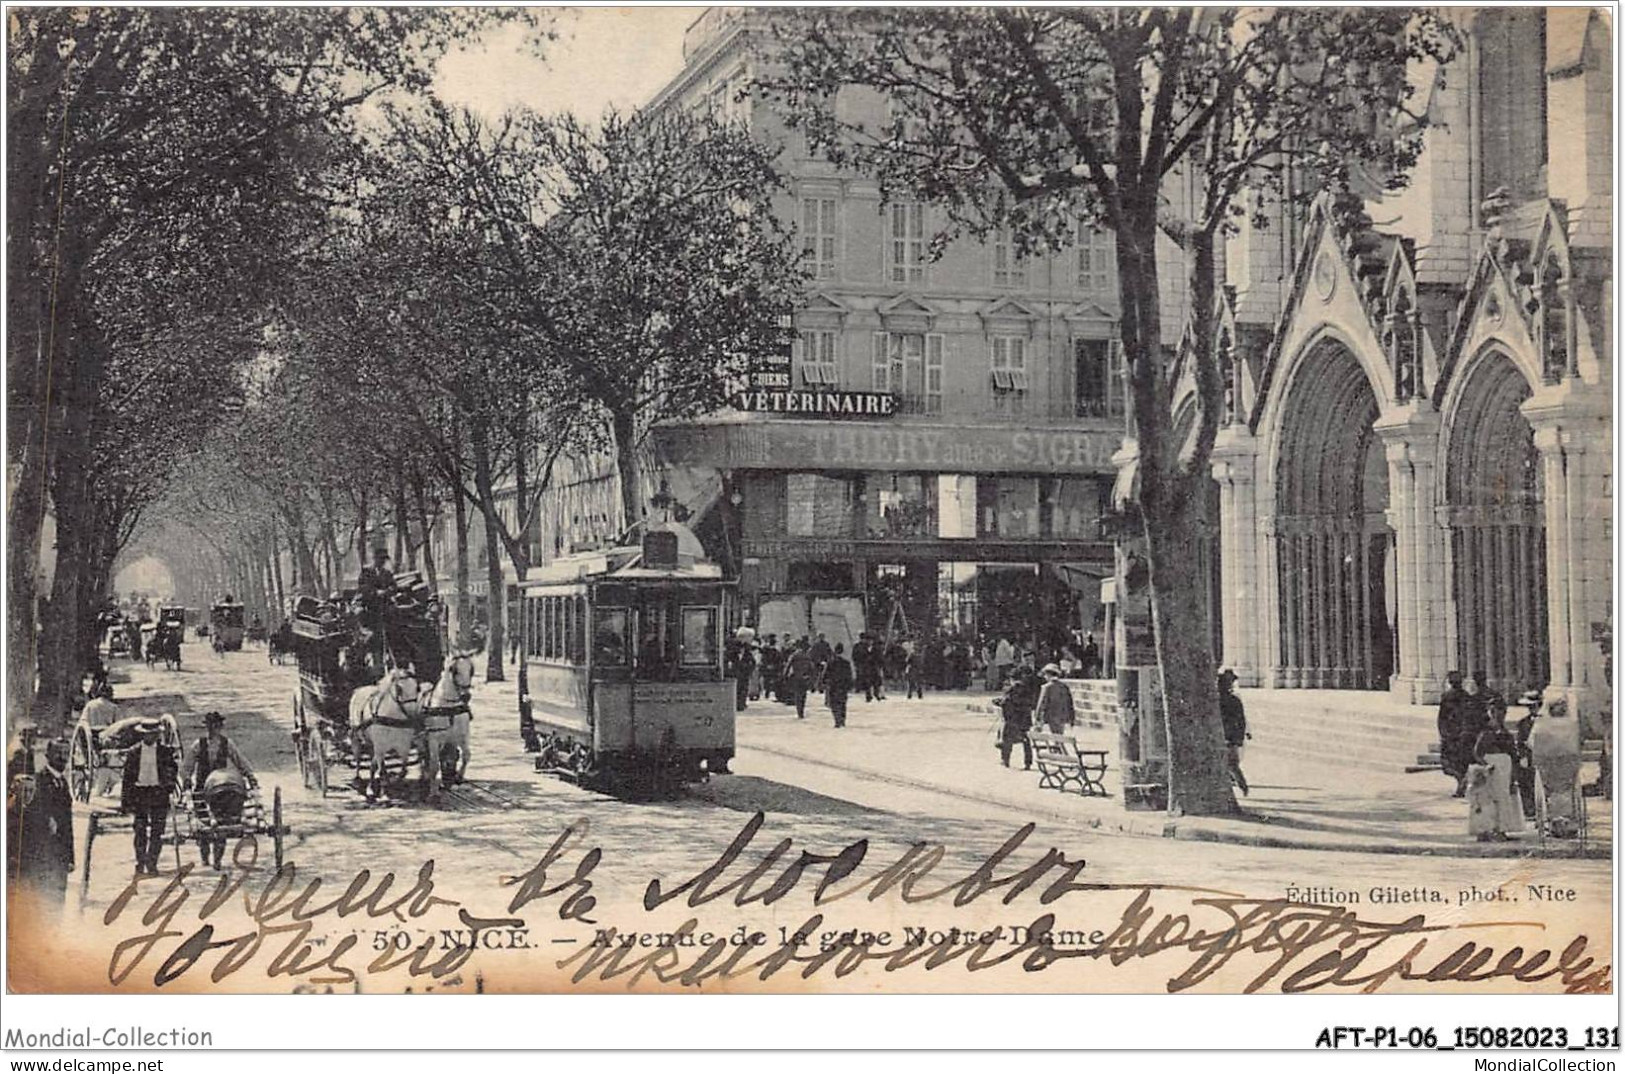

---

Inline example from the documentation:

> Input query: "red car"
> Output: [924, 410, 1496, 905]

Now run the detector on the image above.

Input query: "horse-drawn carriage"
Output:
[144, 612, 183, 671]
[211, 600, 245, 652]
[289, 574, 470, 802]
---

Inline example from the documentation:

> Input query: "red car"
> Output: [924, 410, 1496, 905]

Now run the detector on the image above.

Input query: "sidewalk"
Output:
[733, 688, 1612, 859]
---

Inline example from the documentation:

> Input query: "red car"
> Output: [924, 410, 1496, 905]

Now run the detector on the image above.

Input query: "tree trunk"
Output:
[410, 463, 438, 593]
[269, 526, 286, 617]
[612, 410, 643, 537]
[469, 422, 506, 683]
[7, 439, 48, 724]
[393, 468, 414, 571]
[452, 476, 472, 651]
[1113, 200, 1235, 817]
[1143, 496, 1236, 816]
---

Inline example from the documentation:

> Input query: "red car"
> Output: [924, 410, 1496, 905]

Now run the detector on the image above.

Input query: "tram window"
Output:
[546, 597, 557, 661]
[594, 608, 628, 666]
[681, 607, 718, 666]
[564, 598, 574, 662]
[551, 598, 563, 661]
[638, 605, 674, 679]
[574, 596, 587, 662]
[526, 598, 538, 657]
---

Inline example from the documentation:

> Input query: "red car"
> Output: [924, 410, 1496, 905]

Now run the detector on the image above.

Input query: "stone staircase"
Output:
[1238, 689, 1437, 774]
[964, 678, 1118, 729]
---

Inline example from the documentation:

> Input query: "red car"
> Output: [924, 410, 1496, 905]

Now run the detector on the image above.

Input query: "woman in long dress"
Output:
[1468, 701, 1526, 841]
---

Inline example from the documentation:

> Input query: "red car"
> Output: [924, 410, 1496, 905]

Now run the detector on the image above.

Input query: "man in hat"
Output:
[121, 720, 179, 876]
[357, 546, 396, 675]
[824, 643, 854, 728]
[7, 736, 75, 911]
[1218, 669, 1249, 796]
[1034, 663, 1076, 734]
[190, 712, 256, 870]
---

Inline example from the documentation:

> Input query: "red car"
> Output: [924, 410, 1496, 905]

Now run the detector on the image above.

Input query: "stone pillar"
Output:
[1524, 385, 1612, 735]
[1211, 429, 1261, 685]
[1257, 515, 1284, 687]
[1376, 408, 1451, 703]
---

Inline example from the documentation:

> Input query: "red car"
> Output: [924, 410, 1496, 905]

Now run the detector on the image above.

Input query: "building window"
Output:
[1074, 337, 1126, 419]
[889, 202, 926, 284]
[873, 332, 943, 414]
[990, 335, 1029, 413]
[786, 473, 856, 537]
[977, 477, 1042, 538]
[1040, 477, 1107, 539]
[801, 197, 838, 279]
[1077, 226, 1114, 293]
[798, 330, 839, 387]
[993, 227, 1027, 289]
[862, 473, 938, 538]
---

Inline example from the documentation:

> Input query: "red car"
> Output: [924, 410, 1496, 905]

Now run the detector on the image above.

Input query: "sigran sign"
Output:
[655, 420, 1121, 474]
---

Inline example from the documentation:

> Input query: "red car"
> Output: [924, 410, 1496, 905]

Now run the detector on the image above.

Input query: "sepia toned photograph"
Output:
[4, 2, 1615, 1024]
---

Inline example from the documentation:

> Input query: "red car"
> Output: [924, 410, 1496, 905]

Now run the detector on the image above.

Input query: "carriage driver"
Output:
[190, 711, 256, 870]
[357, 546, 396, 675]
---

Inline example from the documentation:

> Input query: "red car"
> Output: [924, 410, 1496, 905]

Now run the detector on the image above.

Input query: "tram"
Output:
[517, 523, 735, 790]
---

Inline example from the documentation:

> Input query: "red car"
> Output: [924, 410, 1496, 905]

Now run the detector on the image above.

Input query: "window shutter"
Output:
[925, 334, 944, 413]
[873, 332, 890, 393]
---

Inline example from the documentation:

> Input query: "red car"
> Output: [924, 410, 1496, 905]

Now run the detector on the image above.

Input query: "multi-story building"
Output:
[630, 8, 1195, 652]
[514, 8, 1612, 743]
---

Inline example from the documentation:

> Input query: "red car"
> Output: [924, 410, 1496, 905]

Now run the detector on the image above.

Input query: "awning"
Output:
[1110, 455, 1140, 511]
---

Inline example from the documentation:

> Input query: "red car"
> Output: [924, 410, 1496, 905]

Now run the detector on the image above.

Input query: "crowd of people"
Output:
[1437, 670, 1583, 841]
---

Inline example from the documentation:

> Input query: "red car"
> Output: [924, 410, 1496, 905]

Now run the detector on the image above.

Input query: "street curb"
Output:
[741, 740, 1609, 861]
[1162, 819, 1611, 860]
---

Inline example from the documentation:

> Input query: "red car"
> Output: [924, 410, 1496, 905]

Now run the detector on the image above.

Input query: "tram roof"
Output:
[522, 544, 723, 587]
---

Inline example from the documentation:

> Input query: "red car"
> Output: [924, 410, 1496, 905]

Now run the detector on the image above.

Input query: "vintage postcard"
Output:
[5, 4, 1614, 1011]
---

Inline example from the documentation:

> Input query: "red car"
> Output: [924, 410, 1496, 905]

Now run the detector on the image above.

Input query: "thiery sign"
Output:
[737, 312, 896, 418]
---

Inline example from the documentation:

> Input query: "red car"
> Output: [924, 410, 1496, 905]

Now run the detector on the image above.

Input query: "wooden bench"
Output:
[1027, 732, 1109, 797]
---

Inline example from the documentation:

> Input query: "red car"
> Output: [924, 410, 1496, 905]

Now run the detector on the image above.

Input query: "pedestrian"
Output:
[885, 637, 908, 693]
[905, 646, 925, 699]
[994, 635, 1016, 690]
[853, 633, 876, 703]
[190, 712, 257, 870]
[824, 643, 853, 728]
[995, 666, 1039, 769]
[1467, 698, 1525, 842]
[809, 633, 832, 695]
[726, 633, 754, 712]
[7, 736, 74, 914]
[1436, 670, 1475, 797]
[1529, 698, 1582, 838]
[782, 642, 813, 719]
[1218, 669, 1250, 796]
[981, 637, 998, 691]
[1034, 663, 1076, 733]
[760, 635, 782, 703]
[121, 720, 179, 876]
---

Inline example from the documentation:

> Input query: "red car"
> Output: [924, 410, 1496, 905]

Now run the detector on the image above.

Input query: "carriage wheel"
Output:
[272, 787, 285, 870]
[69, 731, 94, 803]
[79, 814, 99, 909]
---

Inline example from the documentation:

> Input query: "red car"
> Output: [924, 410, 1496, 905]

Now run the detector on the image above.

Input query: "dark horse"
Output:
[267, 620, 294, 665]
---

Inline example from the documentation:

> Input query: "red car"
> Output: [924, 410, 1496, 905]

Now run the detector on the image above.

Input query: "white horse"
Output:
[349, 667, 426, 802]
[422, 651, 476, 785]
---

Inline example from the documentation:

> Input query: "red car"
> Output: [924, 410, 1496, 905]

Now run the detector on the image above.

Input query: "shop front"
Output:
[652, 418, 1122, 651]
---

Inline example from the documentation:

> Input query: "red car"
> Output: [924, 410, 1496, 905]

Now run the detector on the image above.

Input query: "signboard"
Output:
[733, 389, 897, 417]
[748, 312, 796, 391]
[655, 420, 1121, 474]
